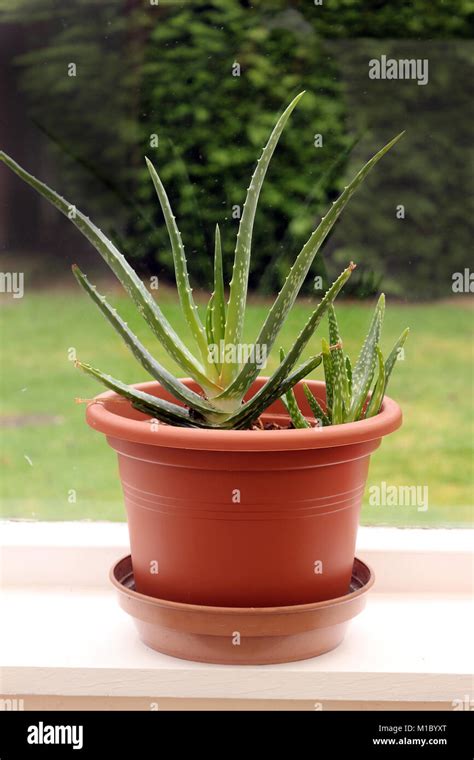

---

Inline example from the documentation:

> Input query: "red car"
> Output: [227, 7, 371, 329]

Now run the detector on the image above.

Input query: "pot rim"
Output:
[110, 555, 375, 615]
[86, 378, 402, 451]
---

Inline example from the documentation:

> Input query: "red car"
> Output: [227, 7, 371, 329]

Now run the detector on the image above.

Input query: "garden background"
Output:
[0, 0, 472, 525]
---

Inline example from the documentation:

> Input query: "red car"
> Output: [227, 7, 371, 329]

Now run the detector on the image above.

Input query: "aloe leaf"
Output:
[363, 327, 409, 418]
[321, 337, 334, 418]
[277, 354, 323, 397]
[328, 305, 348, 422]
[0, 151, 218, 390]
[281, 394, 311, 428]
[206, 292, 223, 375]
[331, 373, 345, 424]
[365, 345, 386, 418]
[347, 294, 385, 421]
[221, 91, 306, 384]
[303, 384, 331, 427]
[220, 131, 404, 398]
[328, 305, 349, 404]
[72, 265, 222, 416]
[206, 292, 215, 345]
[219, 262, 355, 405]
[345, 355, 353, 397]
[383, 327, 410, 397]
[230, 354, 323, 430]
[211, 224, 226, 347]
[347, 367, 377, 421]
[280, 349, 310, 428]
[331, 362, 345, 423]
[145, 156, 213, 372]
[75, 361, 205, 427]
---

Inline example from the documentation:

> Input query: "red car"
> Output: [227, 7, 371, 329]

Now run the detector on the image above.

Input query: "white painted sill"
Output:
[0, 522, 473, 707]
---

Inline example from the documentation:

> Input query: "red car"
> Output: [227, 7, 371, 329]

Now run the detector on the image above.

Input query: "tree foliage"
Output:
[3, 0, 472, 298]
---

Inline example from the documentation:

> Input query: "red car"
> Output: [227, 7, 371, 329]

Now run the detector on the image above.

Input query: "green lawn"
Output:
[1, 287, 472, 526]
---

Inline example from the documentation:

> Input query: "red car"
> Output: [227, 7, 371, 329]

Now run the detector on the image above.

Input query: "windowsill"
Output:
[1, 522, 472, 709]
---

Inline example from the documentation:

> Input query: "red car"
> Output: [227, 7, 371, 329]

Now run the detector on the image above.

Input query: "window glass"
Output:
[0, 1, 472, 526]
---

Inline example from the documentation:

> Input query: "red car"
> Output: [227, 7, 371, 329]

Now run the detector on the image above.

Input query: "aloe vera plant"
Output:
[284, 297, 409, 428]
[0, 93, 403, 429]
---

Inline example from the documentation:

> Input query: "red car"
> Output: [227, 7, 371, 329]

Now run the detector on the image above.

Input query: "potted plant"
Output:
[0, 93, 407, 611]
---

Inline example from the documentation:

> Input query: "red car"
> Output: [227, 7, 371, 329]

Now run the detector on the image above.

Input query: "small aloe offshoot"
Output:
[0, 93, 403, 429]
[284, 298, 409, 428]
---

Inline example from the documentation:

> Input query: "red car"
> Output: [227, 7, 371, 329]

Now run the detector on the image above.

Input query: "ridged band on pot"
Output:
[87, 379, 401, 607]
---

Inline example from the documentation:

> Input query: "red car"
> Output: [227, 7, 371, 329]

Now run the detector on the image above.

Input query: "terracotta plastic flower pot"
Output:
[87, 378, 401, 607]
